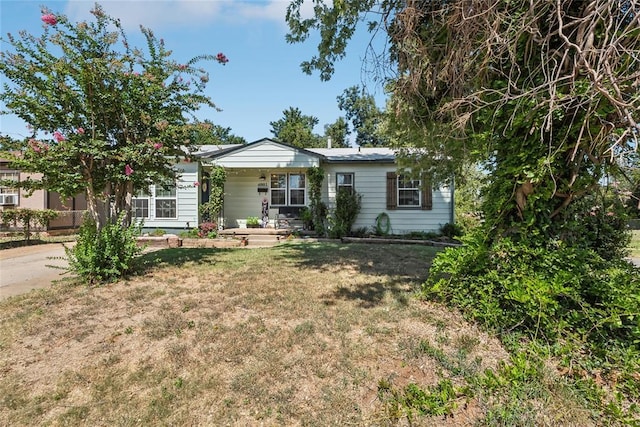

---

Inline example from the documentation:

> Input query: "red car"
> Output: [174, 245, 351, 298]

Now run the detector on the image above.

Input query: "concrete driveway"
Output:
[0, 243, 70, 301]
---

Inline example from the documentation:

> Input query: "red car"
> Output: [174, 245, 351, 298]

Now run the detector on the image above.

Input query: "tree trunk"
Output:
[85, 183, 103, 230]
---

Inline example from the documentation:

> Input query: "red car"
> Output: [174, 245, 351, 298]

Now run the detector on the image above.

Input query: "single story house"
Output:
[133, 138, 454, 235]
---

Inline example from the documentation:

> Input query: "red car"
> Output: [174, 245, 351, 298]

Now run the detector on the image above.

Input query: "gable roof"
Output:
[196, 138, 396, 164]
[199, 138, 325, 160]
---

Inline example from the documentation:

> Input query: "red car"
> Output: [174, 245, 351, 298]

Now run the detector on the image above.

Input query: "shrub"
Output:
[246, 216, 260, 227]
[0, 208, 58, 241]
[550, 193, 631, 261]
[439, 222, 463, 239]
[425, 233, 640, 347]
[199, 221, 218, 238]
[66, 215, 142, 284]
[328, 188, 362, 239]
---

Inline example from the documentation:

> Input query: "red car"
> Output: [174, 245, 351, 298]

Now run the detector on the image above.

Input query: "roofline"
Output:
[201, 137, 326, 160]
[321, 158, 396, 164]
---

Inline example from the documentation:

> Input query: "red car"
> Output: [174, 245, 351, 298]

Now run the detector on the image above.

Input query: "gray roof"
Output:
[307, 147, 396, 163]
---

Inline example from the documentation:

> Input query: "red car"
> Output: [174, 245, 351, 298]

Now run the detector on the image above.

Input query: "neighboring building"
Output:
[3, 138, 455, 234]
[0, 159, 86, 230]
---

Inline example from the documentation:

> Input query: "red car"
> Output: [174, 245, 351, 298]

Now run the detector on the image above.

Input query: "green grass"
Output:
[0, 242, 636, 425]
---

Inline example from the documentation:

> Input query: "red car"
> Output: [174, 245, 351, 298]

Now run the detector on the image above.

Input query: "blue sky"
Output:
[0, 0, 389, 144]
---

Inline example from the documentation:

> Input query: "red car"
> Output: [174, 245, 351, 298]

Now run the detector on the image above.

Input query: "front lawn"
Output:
[0, 242, 634, 425]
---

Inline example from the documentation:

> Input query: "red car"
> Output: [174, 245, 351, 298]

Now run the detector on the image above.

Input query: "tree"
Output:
[269, 107, 322, 148]
[337, 85, 385, 147]
[323, 117, 350, 148]
[192, 120, 246, 146]
[286, 0, 639, 243]
[0, 5, 228, 230]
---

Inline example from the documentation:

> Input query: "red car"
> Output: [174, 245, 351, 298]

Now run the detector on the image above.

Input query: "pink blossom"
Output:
[76, 127, 85, 135]
[125, 164, 134, 176]
[133, 71, 140, 76]
[41, 14, 57, 25]
[29, 139, 41, 153]
[153, 142, 163, 150]
[178, 64, 187, 70]
[53, 131, 65, 142]
[216, 52, 229, 64]
[194, 181, 200, 187]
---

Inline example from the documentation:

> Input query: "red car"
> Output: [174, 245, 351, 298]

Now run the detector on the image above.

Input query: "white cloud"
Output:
[61, 0, 311, 31]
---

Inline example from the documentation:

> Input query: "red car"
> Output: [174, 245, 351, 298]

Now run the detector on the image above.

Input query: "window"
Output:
[398, 175, 421, 207]
[386, 171, 432, 210]
[336, 173, 354, 194]
[270, 174, 286, 206]
[270, 173, 306, 206]
[155, 184, 177, 218]
[289, 173, 306, 206]
[0, 169, 19, 205]
[132, 189, 149, 219]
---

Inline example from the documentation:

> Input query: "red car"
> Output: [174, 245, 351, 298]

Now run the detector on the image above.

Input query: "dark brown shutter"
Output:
[386, 172, 397, 210]
[421, 178, 433, 210]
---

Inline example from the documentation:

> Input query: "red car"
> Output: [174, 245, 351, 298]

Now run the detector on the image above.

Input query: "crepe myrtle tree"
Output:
[0, 5, 229, 230]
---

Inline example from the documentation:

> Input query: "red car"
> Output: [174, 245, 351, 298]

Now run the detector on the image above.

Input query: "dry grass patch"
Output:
[1, 242, 513, 425]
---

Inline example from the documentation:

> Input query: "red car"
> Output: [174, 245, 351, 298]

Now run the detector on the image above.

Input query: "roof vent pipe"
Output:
[327, 137, 332, 149]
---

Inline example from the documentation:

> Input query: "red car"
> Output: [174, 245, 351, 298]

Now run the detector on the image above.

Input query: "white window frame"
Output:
[270, 173, 306, 206]
[397, 175, 421, 207]
[336, 172, 354, 194]
[154, 184, 177, 219]
[288, 173, 306, 206]
[270, 173, 287, 207]
[132, 189, 150, 219]
[0, 170, 20, 205]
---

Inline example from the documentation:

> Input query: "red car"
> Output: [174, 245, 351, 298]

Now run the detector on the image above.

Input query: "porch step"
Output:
[218, 227, 292, 247]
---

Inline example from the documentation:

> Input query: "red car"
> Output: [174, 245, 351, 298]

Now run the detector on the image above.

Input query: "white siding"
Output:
[137, 161, 200, 230]
[222, 169, 270, 228]
[323, 164, 452, 234]
[209, 140, 321, 169]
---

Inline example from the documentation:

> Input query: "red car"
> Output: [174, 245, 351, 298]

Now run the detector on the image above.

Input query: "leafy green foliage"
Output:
[425, 233, 640, 348]
[327, 188, 362, 238]
[323, 117, 350, 148]
[0, 5, 227, 229]
[269, 107, 322, 148]
[190, 120, 246, 146]
[378, 379, 461, 421]
[0, 208, 58, 241]
[554, 192, 632, 261]
[307, 166, 327, 236]
[199, 166, 226, 222]
[336, 85, 386, 147]
[66, 215, 142, 284]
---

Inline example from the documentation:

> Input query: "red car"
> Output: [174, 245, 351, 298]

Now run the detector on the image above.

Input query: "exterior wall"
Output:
[17, 172, 46, 210]
[323, 164, 453, 234]
[135, 161, 200, 231]
[222, 168, 306, 228]
[209, 140, 320, 169]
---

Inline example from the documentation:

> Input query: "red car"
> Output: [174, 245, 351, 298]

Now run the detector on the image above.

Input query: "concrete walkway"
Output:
[0, 243, 70, 300]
